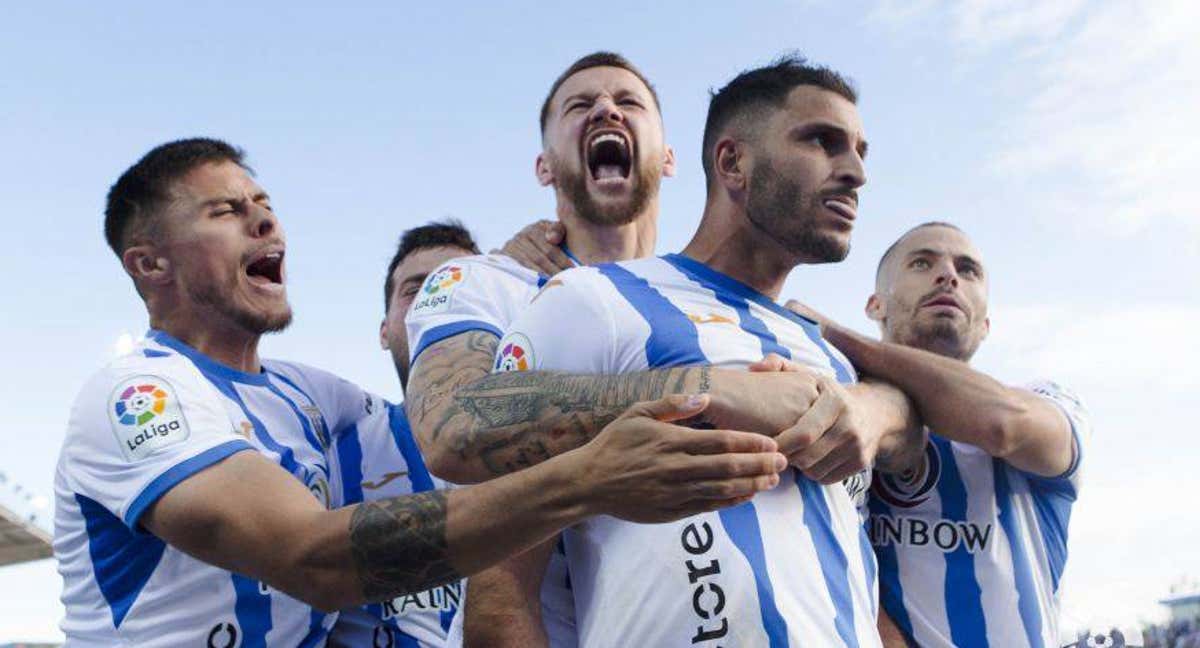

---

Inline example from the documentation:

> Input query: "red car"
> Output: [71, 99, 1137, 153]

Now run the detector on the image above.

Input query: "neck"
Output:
[557, 201, 658, 265]
[150, 305, 263, 373]
[681, 197, 798, 300]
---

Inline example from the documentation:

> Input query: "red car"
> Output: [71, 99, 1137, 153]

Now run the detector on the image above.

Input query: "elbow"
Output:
[422, 443, 478, 484]
[982, 400, 1035, 459]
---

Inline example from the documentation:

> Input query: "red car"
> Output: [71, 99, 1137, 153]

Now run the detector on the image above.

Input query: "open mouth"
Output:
[246, 250, 285, 286]
[822, 193, 858, 221]
[586, 131, 632, 182]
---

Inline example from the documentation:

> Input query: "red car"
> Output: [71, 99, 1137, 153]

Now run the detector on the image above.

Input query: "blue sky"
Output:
[2, 1, 1197, 640]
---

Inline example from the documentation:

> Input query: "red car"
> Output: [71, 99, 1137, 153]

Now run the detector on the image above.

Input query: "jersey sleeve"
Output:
[60, 355, 253, 531]
[493, 267, 624, 375]
[406, 255, 538, 366]
[1022, 379, 1091, 495]
[263, 360, 378, 441]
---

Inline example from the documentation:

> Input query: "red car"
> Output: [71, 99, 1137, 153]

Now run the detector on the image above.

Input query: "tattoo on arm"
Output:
[407, 331, 710, 476]
[349, 491, 460, 601]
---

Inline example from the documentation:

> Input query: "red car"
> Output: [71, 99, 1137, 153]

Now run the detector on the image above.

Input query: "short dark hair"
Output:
[701, 53, 857, 187]
[384, 219, 480, 312]
[539, 51, 660, 133]
[104, 138, 249, 257]
[876, 221, 964, 281]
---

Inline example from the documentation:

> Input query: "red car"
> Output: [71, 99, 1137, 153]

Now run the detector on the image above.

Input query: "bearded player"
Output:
[816, 222, 1089, 647]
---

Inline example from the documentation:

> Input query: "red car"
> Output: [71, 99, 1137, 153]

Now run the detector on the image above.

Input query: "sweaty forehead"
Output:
[551, 66, 655, 110]
[777, 85, 864, 139]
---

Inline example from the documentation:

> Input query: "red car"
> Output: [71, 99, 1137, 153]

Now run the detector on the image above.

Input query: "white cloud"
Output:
[873, 0, 1200, 243]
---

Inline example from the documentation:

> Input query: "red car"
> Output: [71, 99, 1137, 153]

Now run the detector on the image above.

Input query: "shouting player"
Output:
[51, 138, 788, 646]
[821, 222, 1090, 647]
[491, 55, 924, 646]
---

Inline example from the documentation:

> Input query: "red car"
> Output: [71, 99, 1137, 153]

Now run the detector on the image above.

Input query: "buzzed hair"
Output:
[383, 219, 480, 312]
[539, 51, 660, 133]
[702, 53, 857, 189]
[104, 138, 249, 258]
[875, 221, 964, 283]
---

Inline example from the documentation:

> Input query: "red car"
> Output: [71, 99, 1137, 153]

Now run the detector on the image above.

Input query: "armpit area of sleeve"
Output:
[1027, 395, 1085, 489]
[409, 320, 502, 365]
[123, 439, 255, 531]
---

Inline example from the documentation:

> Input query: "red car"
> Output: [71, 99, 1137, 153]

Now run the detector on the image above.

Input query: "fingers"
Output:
[670, 426, 779, 455]
[524, 223, 574, 273]
[539, 220, 565, 245]
[784, 299, 822, 322]
[619, 393, 710, 424]
[683, 473, 781, 500]
[748, 353, 788, 372]
[800, 442, 861, 484]
[774, 383, 844, 457]
[669, 451, 787, 482]
[667, 494, 757, 519]
[512, 235, 562, 276]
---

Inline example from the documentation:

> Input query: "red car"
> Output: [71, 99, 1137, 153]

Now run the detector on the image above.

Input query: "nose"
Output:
[589, 97, 625, 127]
[934, 259, 959, 288]
[834, 149, 866, 190]
[249, 203, 278, 239]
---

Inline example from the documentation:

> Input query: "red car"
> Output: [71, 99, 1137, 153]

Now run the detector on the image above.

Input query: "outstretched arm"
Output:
[822, 323, 1075, 477]
[143, 395, 785, 611]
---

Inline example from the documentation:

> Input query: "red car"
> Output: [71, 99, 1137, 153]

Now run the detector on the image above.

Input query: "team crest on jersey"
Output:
[872, 441, 941, 508]
[108, 375, 191, 462]
[411, 263, 467, 314]
[494, 333, 533, 372]
[300, 404, 330, 449]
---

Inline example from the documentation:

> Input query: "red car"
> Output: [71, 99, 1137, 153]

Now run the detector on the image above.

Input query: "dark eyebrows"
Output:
[400, 272, 429, 289]
[792, 121, 868, 158]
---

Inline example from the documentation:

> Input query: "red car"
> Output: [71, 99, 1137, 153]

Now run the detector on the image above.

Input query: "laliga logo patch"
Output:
[872, 442, 940, 509]
[411, 264, 467, 314]
[109, 375, 191, 461]
[494, 334, 533, 372]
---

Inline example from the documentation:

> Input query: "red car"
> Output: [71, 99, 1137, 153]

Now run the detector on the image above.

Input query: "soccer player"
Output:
[51, 138, 789, 646]
[403, 52, 842, 647]
[490, 56, 923, 646]
[817, 222, 1089, 647]
[326, 220, 481, 647]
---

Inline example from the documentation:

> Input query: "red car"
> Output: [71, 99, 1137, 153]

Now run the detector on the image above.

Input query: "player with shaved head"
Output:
[815, 222, 1090, 647]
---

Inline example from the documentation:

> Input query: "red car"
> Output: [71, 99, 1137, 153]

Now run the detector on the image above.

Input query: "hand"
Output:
[707, 361, 822, 449]
[575, 394, 787, 523]
[783, 299, 830, 327]
[496, 220, 572, 276]
[780, 376, 881, 484]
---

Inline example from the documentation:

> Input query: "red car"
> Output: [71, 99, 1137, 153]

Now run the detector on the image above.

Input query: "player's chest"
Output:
[217, 384, 334, 507]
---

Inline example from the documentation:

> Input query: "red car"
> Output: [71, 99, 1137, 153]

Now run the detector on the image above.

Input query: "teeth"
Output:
[590, 133, 626, 149]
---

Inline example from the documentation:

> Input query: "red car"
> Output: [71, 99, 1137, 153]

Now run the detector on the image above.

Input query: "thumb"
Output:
[542, 220, 565, 244]
[621, 393, 709, 423]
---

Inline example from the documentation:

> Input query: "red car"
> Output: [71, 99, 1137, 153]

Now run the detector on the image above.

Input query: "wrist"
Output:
[538, 449, 598, 522]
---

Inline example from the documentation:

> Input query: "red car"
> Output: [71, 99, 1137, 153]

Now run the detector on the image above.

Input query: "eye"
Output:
[619, 98, 643, 108]
[564, 101, 588, 113]
[960, 264, 982, 279]
[401, 284, 420, 297]
[910, 258, 931, 270]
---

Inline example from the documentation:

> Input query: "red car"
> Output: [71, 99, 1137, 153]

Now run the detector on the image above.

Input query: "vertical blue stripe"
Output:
[262, 378, 330, 476]
[994, 461, 1044, 647]
[75, 494, 165, 629]
[660, 254, 853, 383]
[931, 437, 988, 645]
[868, 496, 914, 641]
[662, 257, 792, 360]
[595, 263, 707, 366]
[336, 423, 366, 505]
[200, 375, 304, 478]
[297, 611, 331, 648]
[231, 574, 272, 648]
[389, 404, 435, 492]
[717, 504, 790, 648]
[858, 522, 878, 619]
[797, 474, 860, 648]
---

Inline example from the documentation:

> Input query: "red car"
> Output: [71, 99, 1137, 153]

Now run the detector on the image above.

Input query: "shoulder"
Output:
[1022, 379, 1089, 426]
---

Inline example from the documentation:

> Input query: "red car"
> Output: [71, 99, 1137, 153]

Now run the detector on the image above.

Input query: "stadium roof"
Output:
[1161, 590, 1200, 606]
[0, 471, 52, 567]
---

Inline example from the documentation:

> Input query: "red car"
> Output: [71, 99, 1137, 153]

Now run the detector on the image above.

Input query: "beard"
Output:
[188, 278, 293, 336]
[895, 316, 980, 362]
[552, 151, 661, 227]
[745, 160, 848, 263]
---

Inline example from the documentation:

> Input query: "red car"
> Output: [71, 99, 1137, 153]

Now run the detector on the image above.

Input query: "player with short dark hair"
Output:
[489, 54, 923, 646]
[52, 138, 788, 647]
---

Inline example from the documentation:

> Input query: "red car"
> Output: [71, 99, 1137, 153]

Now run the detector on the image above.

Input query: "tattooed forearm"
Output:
[407, 331, 711, 479]
[349, 491, 460, 601]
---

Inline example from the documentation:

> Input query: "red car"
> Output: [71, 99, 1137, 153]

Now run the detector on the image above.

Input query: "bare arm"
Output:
[142, 395, 786, 611]
[463, 542, 555, 648]
[823, 324, 1074, 477]
[407, 331, 824, 483]
[877, 609, 911, 647]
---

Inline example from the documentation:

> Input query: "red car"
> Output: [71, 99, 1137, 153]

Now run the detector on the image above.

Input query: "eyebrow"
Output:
[907, 248, 983, 268]
[794, 121, 869, 158]
[200, 191, 271, 207]
[400, 272, 429, 287]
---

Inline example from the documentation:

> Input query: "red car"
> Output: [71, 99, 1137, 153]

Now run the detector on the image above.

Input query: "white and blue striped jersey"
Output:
[54, 329, 373, 647]
[868, 380, 1090, 648]
[405, 251, 578, 648]
[497, 254, 881, 648]
[326, 401, 461, 648]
